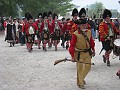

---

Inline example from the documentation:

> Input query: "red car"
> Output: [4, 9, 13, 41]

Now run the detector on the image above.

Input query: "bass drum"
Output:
[113, 39, 120, 56]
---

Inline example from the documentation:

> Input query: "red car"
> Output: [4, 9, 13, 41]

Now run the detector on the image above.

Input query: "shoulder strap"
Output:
[78, 28, 90, 44]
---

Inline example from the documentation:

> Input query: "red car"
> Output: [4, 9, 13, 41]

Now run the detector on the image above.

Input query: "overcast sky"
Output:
[71, 0, 120, 12]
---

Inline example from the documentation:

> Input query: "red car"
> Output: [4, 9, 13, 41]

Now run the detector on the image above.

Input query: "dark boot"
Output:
[12, 42, 15, 46]
[42, 46, 44, 50]
[44, 48, 47, 52]
[66, 45, 69, 49]
[10, 43, 12, 47]
[107, 60, 110, 66]
[103, 55, 106, 63]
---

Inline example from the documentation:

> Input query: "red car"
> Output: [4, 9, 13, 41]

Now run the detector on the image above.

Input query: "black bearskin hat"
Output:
[103, 9, 112, 19]
[38, 13, 42, 18]
[26, 13, 33, 20]
[42, 12, 48, 19]
[72, 8, 78, 16]
[25, 12, 30, 19]
[48, 11, 52, 17]
[79, 8, 86, 17]
[62, 18, 65, 21]
[53, 13, 58, 20]
[74, 19, 87, 25]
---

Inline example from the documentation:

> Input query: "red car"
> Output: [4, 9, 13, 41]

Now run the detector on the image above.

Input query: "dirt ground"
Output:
[0, 31, 120, 90]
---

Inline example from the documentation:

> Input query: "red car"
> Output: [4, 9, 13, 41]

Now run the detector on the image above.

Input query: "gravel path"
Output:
[0, 32, 120, 90]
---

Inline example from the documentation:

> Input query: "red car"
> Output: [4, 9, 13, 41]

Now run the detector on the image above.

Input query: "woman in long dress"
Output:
[6, 20, 16, 47]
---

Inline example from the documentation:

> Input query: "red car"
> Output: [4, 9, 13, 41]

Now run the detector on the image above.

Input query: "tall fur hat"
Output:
[53, 13, 58, 20]
[72, 8, 78, 16]
[62, 18, 65, 21]
[79, 8, 86, 17]
[26, 13, 33, 20]
[25, 12, 30, 19]
[103, 9, 112, 19]
[38, 13, 42, 18]
[42, 12, 48, 19]
[48, 11, 52, 17]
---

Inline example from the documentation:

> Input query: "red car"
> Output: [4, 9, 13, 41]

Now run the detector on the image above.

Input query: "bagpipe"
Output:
[52, 21, 61, 40]
[42, 21, 50, 40]
[27, 26, 35, 43]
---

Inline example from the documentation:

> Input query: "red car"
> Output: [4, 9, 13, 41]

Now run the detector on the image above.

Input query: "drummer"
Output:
[99, 9, 120, 66]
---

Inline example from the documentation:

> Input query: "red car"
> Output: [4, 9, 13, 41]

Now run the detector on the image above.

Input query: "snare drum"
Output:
[113, 39, 120, 56]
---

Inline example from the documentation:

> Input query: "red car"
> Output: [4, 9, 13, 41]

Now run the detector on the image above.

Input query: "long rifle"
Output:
[54, 58, 95, 66]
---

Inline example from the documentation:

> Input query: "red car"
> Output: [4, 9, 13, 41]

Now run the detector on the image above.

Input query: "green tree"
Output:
[0, 0, 74, 17]
[20, 0, 74, 17]
[85, 2, 105, 18]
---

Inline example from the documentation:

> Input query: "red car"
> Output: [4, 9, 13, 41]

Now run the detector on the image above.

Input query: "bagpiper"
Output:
[22, 13, 38, 52]
[47, 11, 54, 48]
[35, 13, 43, 49]
[52, 13, 62, 51]
[40, 12, 51, 51]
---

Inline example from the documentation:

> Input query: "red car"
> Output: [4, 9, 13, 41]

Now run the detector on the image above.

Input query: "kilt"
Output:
[102, 40, 113, 51]
[26, 34, 35, 43]
[41, 31, 50, 40]
[52, 30, 60, 40]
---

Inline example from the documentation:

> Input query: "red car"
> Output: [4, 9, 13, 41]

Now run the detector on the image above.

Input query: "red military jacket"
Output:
[35, 20, 42, 30]
[60, 22, 67, 35]
[67, 20, 78, 35]
[48, 20, 54, 34]
[99, 21, 118, 41]
[52, 20, 62, 33]
[69, 29, 95, 58]
[22, 22, 38, 35]
[40, 20, 53, 34]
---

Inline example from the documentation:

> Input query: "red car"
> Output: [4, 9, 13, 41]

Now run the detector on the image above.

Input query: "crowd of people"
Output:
[0, 8, 120, 89]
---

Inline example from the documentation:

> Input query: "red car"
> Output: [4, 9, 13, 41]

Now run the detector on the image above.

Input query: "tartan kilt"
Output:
[41, 31, 50, 40]
[26, 34, 35, 43]
[65, 31, 71, 41]
[52, 30, 60, 40]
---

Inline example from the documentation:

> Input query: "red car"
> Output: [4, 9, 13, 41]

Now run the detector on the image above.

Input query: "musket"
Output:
[54, 58, 95, 66]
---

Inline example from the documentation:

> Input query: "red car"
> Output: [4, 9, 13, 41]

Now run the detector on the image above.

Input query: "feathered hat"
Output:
[48, 11, 52, 17]
[72, 8, 78, 16]
[53, 13, 58, 20]
[38, 13, 42, 18]
[42, 12, 48, 19]
[79, 8, 86, 18]
[103, 9, 112, 19]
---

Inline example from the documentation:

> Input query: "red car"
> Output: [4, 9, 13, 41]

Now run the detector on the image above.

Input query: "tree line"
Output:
[0, 1, 119, 18]
[0, 0, 74, 17]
